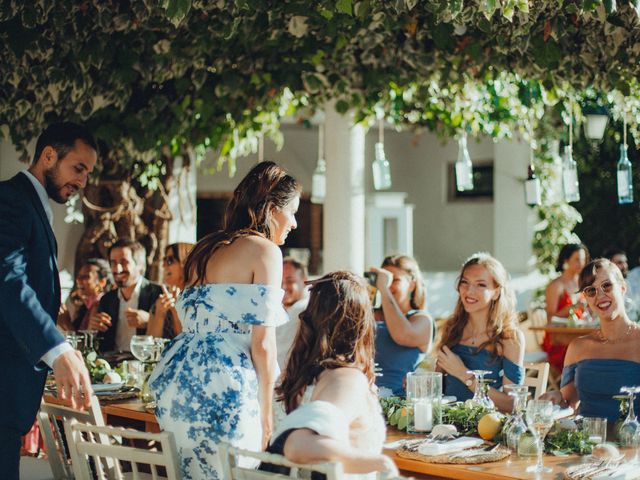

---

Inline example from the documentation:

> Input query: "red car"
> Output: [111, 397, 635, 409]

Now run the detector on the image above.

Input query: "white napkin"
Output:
[592, 463, 640, 480]
[418, 436, 484, 456]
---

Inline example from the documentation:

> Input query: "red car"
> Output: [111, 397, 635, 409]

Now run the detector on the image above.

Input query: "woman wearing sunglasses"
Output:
[541, 258, 640, 422]
[146, 242, 194, 338]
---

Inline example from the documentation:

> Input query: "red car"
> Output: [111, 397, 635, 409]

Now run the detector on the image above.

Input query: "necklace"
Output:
[465, 329, 485, 346]
[596, 323, 637, 344]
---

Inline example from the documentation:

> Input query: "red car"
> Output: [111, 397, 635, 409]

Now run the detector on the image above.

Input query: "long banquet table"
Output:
[45, 395, 599, 480]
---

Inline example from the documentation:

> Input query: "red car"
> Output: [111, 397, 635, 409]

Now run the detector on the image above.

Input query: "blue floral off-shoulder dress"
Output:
[149, 284, 288, 479]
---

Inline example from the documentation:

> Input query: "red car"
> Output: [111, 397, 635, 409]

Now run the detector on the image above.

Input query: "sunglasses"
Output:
[162, 256, 177, 266]
[582, 280, 614, 298]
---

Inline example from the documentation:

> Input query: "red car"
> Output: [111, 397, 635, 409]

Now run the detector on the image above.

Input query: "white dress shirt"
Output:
[276, 296, 309, 371]
[21, 170, 73, 368]
[115, 277, 144, 352]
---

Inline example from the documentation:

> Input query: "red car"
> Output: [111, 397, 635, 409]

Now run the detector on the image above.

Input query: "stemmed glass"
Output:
[525, 400, 555, 473]
[503, 384, 530, 452]
[78, 329, 98, 354]
[467, 370, 495, 410]
[618, 386, 640, 446]
[130, 335, 155, 362]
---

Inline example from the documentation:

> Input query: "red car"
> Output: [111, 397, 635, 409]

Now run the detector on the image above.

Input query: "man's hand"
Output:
[52, 350, 93, 410]
[125, 308, 150, 328]
[88, 311, 112, 332]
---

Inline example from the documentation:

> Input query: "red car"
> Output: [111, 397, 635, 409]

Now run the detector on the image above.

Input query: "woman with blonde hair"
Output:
[264, 271, 397, 478]
[369, 254, 433, 396]
[150, 161, 300, 479]
[436, 253, 525, 413]
[147, 242, 194, 338]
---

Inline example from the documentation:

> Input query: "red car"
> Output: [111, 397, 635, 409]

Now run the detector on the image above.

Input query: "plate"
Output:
[442, 396, 457, 404]
[91, 383, 123, 393]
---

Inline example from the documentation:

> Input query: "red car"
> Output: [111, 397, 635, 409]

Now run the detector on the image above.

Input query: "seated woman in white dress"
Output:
[149, 161, 301, 479]
[262, 271, 398, 478]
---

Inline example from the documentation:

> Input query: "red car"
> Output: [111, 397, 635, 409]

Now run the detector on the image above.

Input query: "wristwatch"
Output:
[464, 376, 474, 388]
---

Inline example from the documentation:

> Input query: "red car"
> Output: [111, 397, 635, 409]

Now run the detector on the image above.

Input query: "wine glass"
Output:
[525, 399, 555, 473]
[130, 335, 154, 363]
[467, 370, 495, 410]
[503, 384, 530, 452]
[618, 386, 640, 447]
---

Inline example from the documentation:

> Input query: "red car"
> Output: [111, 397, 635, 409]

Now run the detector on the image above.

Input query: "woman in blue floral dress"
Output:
[149, 161, 301, 479]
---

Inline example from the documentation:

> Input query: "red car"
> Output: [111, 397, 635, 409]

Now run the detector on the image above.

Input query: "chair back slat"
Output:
[219, 441, 344, 480]
[37, 394, 105, 479]
[65, 419, 181, 480]
[524, 361, 550, 398]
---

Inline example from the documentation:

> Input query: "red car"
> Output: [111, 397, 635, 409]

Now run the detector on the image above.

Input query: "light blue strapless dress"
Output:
[443, 344, 525, 402]
[149, 284, 288, 479]
[562, 359, 640, 422]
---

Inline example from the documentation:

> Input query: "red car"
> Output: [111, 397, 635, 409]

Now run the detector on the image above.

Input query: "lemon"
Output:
[477, 413, 503, 440]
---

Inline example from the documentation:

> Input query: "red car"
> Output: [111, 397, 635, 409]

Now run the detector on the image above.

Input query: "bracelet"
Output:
[559, 392, 569, 408]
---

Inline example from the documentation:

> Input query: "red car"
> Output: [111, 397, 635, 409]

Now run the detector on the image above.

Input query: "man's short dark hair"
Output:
[602, 247, 626, 260]
[283, 257, 308, 279]
[33, 122, 97, 165]
[84, 258, 114, 288]
[108, 239, 147, 273]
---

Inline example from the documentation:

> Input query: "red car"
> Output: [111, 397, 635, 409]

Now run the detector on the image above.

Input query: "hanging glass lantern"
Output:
[311, 124, 326, 204]
[372, 118, 392, 190]
[617, 117, 633, 205]
[562, 145, 580, 203]
[525, 164, 542, 206]
[455, 132, 473, 191]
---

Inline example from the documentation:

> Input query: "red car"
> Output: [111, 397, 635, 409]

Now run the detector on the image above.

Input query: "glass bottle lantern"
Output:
[373, 118, 392, 190]
[562, 145, 580, 203]
[525, 164, 541, 206]
[455, 133, 473, 191]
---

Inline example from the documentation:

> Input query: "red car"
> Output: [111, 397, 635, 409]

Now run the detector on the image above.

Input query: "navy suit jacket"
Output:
[96, 278, 163, 352]
[0, 173, 66, 433]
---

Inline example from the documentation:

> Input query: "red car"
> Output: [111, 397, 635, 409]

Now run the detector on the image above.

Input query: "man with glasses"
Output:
[89, 239, 162, 352]
[604, 247, 639, 323]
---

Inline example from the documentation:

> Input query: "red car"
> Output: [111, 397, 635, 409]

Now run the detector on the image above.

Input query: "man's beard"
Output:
[43, 164, 67, 204]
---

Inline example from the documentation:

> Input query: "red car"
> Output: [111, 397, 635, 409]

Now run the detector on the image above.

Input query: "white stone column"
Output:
[493, 137, 536, 273]
[322, 104, 366, 274]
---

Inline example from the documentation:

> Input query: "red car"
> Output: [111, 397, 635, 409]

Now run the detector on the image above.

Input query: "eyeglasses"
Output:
[582, 280, 614, 298]
[162, 256, 177, 266]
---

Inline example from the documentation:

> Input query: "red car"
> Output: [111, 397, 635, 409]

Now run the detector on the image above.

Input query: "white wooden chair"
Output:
[524, 361, 550, 399]
[37, 394, 105, 479]
[64, 419, 181, 480]
[219, 442, 343, 479]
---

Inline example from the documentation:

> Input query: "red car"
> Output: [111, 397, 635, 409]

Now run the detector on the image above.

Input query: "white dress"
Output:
[149, 283, 288, 479]
[272, 384, 387, 479]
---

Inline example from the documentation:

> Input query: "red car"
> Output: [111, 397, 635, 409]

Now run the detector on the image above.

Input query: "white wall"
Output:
[197, 124, 500, 272]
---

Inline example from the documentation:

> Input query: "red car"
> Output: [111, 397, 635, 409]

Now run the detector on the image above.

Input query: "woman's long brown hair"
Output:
[276, 271, 376, 413]
[437, 253, 518, 358]
[183, 161, 301, 286]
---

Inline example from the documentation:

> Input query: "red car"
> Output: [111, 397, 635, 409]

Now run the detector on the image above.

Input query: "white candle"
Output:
[414, 399, 433, 432]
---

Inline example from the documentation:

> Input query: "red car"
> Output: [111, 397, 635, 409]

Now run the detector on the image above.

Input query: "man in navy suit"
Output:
[0, 122, 97, 478]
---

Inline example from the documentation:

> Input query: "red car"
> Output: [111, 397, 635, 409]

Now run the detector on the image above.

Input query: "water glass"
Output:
[406, 371, 442, 434]
[127, 360, 144, 389]
[130, 335, 155, 362]
[525, 400, 554, 474]
[582, 417, 607, 444]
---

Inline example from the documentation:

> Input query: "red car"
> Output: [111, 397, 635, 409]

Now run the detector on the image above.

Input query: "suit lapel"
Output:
[16, 173, 58, 261]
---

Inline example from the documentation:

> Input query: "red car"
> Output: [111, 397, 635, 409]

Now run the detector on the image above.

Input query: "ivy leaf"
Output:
[163, 0, 191, 27]
[336, 0, 352, 16]
[480, 0, 499, 20]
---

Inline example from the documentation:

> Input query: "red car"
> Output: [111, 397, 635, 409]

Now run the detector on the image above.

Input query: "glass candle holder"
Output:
[406, 371, 442, 434]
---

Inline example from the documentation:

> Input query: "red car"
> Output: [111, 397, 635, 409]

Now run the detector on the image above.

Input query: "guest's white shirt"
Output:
[276, 296, 308, 371]
[21, 170, 73, 368]
[115, 277, 144, 351]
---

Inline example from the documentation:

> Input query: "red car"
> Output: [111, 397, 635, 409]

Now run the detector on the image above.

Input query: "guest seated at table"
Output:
[369, 254, 434, 397]
[436, 253, 525, 413]
[603, 247, 639, 323]
[89, 239, 163, 352]
[543, 243, 589, 374]
[541, 258, 640, 422]
[275, 257, 309, 371]
[146, 242, 194, 339]
[57, 258, 113, 331]
[265, 271, 398, 478]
